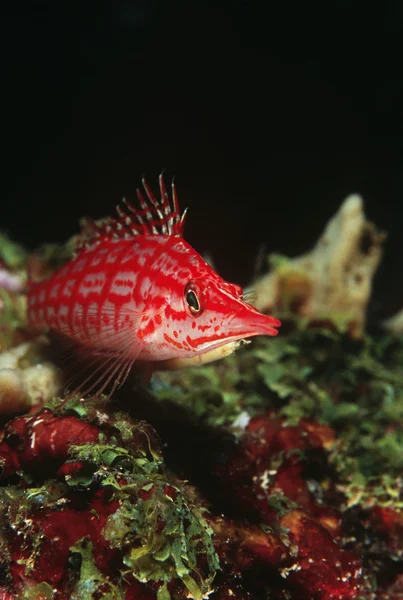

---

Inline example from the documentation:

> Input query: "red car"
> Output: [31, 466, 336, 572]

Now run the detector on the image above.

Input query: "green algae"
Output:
[0, 288, 27, 349]
[0, 398, 219, 599]
[0, 232, 27, 271]
[22, 582, 55, 599]
[69, 539, 121, 600]
[0, 233, 27, 349]
[113, 484, 218, 600]
[152, 327, 403, 512]
[67, 427, 219, 600]
[0, 230, 402, 596]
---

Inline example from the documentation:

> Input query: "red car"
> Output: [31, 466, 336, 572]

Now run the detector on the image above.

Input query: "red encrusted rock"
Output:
[56, 460, 86, 479]
[124, 578, 157, 600]
[278, 510, 361, 599]
[212, 517, 287, 570]
[210, 512, 361, 600]
[0, 406, 219, 599]
[369, 506, 403, 558]
[0, 405, 365, 599]
[216, 412, 339, 524]
[0, 408, 99, 479]
[5, 485, 162, 599]
[213, 412, 362, 598]
[0, 589, 17, 600]
[210, 582, 254, 599]
[376, 573, 403, 599]
[246, 413, 335, 456]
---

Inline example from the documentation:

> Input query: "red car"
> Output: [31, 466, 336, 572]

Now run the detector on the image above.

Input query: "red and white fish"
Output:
[27, 175, 280, 395]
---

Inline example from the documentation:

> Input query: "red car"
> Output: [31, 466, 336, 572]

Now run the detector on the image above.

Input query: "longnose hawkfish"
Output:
[27, 175, 280, 397]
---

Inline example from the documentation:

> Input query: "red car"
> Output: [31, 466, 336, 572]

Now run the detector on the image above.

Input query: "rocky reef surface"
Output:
[0, 196, 402, 599]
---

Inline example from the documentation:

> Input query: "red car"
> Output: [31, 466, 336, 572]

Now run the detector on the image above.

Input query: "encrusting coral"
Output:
[0, 233, 27, 356]
[0, 234, 63, 414]
[0, 189, 402, 600]
[0, 341, 62, 414]
[248, 194, 386, 337]
[0, 399, 220, 600]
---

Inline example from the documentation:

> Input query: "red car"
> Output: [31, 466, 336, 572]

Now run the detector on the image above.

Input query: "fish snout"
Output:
[227, 303, 281, 338]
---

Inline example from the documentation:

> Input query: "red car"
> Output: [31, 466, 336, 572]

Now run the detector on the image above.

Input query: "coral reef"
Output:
[0, 328, 402, 598]
[0, 213, 402, 599]
[151, 328, 403, 598]
[248, 195, 386, 337]
[0, 400, 218, 599]
[0, 341, 62, 414]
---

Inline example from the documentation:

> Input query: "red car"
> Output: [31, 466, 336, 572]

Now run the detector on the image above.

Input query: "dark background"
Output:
[3, 1, 403, 318]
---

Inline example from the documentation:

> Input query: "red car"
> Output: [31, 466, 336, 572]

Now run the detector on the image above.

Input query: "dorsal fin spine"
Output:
[159, 176, 172, 233]
[172, 179, 180, 215]
[74, 174, 187, 254]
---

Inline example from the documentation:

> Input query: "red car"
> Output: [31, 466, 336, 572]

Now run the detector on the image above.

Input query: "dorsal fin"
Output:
[75, 174, 188, 254]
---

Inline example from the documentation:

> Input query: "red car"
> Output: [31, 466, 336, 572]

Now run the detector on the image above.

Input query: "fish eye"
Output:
[184, 282, 203, 316]
[186, 289, 200, 314]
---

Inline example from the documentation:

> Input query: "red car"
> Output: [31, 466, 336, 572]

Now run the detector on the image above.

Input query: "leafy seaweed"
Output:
[69, 539, 121, 600]
[66, 415, 219, 600]
[153, 328, 403, 511]
[0, 232, 27, 270]
[0, 289, 27, 350]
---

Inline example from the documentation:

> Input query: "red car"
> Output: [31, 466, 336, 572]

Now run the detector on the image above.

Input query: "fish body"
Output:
[27, 175, 280, 394]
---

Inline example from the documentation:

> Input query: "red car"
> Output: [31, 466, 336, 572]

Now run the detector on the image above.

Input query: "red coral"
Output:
[210, 511, 361, 600]
[369, 506, 403, 556]
[0, 589, 17, 600]
[278, 510, 361, 599]
[0, 409, 99, 479]
[0, 406, 366, 599]
[213, 412, 362, 599]
[33, 492, 120, 584]
[217, 412, 339, 525]
[5, 485, 159, 599]
[0, 408, 157, 598]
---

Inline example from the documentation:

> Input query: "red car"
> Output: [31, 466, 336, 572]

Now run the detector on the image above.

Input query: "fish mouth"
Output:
[156, 314, 280, 371]
[207, 312, 281, 347]
[186, 312, 280, 359]
[155, 312, 280, 372]
[155, 338, 248, 371]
